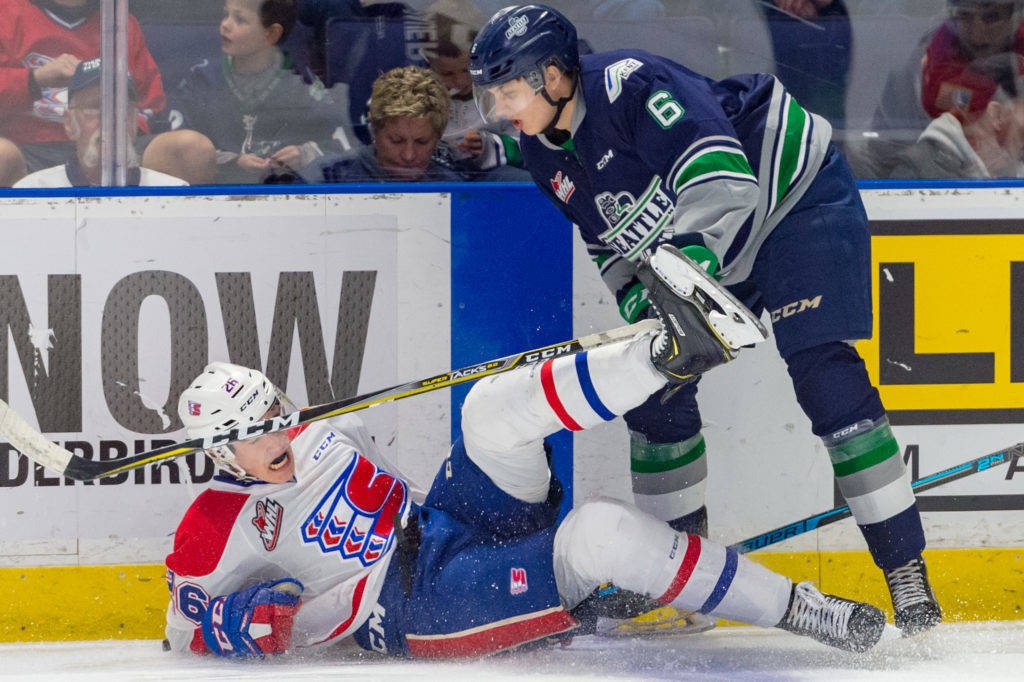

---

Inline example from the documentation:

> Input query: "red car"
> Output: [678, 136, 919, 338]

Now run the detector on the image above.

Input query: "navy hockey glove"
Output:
[201, 578, 303, 658]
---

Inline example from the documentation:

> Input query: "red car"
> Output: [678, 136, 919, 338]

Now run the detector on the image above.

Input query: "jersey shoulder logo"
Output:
[550, 170, 576, 203]
[301, 453, 407, 567]
[604, 58, 644, 103]
[252, 497, 284, 551]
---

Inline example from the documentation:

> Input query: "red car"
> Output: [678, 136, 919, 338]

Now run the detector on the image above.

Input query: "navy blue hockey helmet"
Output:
[469, 5, 579, 124]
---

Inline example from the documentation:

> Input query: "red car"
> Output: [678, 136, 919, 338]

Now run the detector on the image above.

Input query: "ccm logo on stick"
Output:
[525, 344, 573, 363]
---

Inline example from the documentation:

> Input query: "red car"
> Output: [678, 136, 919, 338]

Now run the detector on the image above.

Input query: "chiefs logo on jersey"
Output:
[301, 454, 407, 567]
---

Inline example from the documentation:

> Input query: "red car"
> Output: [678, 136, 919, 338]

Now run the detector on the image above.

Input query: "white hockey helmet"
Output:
[177, 361, 282, 479]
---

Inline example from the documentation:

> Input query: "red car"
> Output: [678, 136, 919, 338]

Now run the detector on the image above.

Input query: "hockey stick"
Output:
[0, 320, 660, 482]
[730, 441, 1024, 554]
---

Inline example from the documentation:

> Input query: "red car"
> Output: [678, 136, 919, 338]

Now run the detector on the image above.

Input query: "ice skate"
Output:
[638, 244, 768, 383]
[884, 557, 942, 636]
[776, 581, 885, 653]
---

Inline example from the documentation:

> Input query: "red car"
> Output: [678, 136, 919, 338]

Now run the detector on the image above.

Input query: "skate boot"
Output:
[638, 245, 768, 384]
[776, 581, 885, 653]
[884, 557, 942, 636]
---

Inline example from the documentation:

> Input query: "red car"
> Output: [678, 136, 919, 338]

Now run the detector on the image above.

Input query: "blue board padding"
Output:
[450, 185, 575, 519]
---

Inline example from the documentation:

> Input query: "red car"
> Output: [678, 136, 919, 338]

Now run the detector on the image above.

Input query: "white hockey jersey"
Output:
[164, 416, 415, 654]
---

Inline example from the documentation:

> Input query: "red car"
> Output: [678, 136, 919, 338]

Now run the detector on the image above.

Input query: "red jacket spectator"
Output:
[0, 0, 165, 144]
[921, 19, 1024, 120]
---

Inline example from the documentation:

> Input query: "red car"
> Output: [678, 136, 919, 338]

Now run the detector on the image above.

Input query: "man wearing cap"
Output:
[13, 58, 187, 187]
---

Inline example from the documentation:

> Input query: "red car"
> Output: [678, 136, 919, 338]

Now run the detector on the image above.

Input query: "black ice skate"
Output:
[637, 245, 768, 383]
[884, 557, 942, 636]
[776, 581, 885, 653]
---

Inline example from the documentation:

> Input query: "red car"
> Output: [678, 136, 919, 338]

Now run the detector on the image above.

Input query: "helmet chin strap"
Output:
[539, 72, 578, 146]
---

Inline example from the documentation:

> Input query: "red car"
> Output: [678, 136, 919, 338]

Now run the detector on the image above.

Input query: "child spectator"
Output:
[423, 0, 528, 180]
[13, 58, 187, 186]
[170, 0, 354, 184]
[302, 65, 461, 182]
[0, 0, 214, 185]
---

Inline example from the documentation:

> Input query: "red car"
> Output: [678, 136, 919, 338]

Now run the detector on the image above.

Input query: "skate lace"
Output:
[787, 582, 854, 639]
[650, 308, 669, 358]
[886, 561, 930, 610]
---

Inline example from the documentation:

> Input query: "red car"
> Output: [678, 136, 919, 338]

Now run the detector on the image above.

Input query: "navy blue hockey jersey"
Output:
[521, 50, 831, 321]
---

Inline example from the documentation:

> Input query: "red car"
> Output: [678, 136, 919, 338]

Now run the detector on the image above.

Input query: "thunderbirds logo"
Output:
[505, 14, 529, 39]
[550, 171, 576, 203]
[301, 454, 407, 567]
[595, 176, 675, 260]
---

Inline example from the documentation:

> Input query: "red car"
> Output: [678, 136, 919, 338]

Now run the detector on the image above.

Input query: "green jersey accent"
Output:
[774, 94, 810, 207]
[673, 148, 756, 194]
[500, 134, 524, 168]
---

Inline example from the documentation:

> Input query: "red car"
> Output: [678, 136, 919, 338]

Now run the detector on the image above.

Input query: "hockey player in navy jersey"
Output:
[468, 5, 941, 637]
[164, 245, 886, 659]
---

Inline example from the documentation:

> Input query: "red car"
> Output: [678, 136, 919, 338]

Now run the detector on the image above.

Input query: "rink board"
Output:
[0, 183, 1022, 641]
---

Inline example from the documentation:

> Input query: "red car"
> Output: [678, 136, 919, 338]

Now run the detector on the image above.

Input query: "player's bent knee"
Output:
[554, 499, 638, 607]
[461, 374, 530, 453]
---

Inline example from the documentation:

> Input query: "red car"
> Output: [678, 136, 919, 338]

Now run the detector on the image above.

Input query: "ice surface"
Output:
[3, 621, 1023, 681]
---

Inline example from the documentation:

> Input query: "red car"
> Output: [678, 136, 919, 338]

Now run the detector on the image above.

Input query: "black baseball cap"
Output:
[67, 58, 138, 101]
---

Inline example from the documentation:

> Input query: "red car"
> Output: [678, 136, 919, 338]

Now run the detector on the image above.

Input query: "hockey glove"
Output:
[201, 578, 303, 658]
[679, 245, 720, 280]
[618, 245, 720, 323]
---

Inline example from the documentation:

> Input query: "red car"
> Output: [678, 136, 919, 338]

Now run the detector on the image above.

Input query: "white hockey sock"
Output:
[533, 334, 666, 432]
[461, 336, 665, 503]
[554, 500, 791, 627]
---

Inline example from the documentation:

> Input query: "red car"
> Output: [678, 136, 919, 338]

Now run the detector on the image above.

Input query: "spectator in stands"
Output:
[855, 0, 1024, 178]
[758, 0, 851, 130]
[889, 95, 1024, 179]
[13, 58, 187, 187]
[0, 0, 215, 185]
[423, 0, 528, 180]
[301, 65, 461, 182]
[169, 0, 353, 184]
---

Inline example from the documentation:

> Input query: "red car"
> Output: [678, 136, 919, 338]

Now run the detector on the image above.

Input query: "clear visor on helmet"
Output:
[204, 396, 292, 480]
[473, 69, 545, 125]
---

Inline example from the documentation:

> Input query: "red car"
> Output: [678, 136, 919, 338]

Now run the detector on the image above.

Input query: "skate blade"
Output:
[597, 605, 718, 639]
[649, 245, 768, 349]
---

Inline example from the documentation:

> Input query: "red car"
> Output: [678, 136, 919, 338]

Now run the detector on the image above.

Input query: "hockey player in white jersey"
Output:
[165, 246, 886, 659]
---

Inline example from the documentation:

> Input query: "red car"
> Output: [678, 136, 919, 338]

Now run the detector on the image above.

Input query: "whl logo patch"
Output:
[551, 171, 576, 203]
[252, 497, 284, 551]
[301, 454, 407, 567]
[510, 567, 528, 595]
